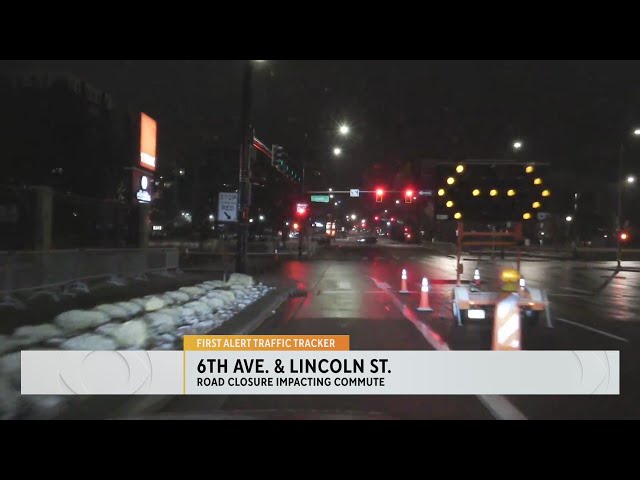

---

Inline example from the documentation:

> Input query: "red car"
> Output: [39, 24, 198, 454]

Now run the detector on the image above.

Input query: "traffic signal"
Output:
[376, 188, 384, 203]
[620, 231, 629, 242]
[272, 145, 285, 169]
[405, 189, 413, 204]
[296, 203, 309, 217]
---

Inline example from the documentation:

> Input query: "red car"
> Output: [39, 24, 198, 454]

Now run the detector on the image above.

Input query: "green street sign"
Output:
[311, 195, 330, 203]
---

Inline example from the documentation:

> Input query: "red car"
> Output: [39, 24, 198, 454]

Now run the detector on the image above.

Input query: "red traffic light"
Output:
[405, 189, 414, 204]
[293, 223, 299, 230]
[296, 203, 309, 217]
[375, 188, 384, 203]
[374, 216, 380, 221]
[620, 232, 629, 241]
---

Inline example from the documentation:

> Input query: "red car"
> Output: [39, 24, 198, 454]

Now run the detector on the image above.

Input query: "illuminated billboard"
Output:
[140, 113, 157, 171]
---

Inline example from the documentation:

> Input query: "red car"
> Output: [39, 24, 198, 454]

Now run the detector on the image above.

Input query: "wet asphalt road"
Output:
[160, 238, 640, 420]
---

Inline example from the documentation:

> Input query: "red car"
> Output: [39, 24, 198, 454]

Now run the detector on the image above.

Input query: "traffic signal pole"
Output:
[236, 61, 254, 274]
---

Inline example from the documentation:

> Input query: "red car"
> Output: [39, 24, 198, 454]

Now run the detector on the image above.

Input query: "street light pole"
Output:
[236, 60, 254, 274]
[616, 144, 623, 268]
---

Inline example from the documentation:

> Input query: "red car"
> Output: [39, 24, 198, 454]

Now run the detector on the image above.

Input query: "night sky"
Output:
[2, 60, 640, 187]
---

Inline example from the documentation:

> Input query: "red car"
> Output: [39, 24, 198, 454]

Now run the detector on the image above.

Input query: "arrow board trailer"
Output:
[450, 222, 552, 329]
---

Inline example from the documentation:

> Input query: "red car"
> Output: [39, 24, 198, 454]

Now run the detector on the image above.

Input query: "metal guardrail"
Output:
[0, 248, 179, 295]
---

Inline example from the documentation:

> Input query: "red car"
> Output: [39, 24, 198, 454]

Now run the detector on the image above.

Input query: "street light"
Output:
[333, 147, 342, 156]
[513, 141, 523, 150]
[627, 175, 636, 184]
[351, 214, 357, 220]
[338, 124, 350, 136]
[259, 215, 265, 221]
[566, 216, 573, 222]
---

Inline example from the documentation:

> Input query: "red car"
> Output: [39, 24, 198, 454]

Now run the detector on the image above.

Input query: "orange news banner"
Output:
[184, 335, 350, 351]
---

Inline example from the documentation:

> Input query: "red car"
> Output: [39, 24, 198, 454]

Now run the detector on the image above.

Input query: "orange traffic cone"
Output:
[417, 277, 433, 312]
[399, 269, 409, 294]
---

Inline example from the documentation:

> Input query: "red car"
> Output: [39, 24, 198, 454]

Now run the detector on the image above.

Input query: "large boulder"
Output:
[95, 323, 120, 338]
[230, 288, 248, 299]
[159, 293, 176, 306]
[197, 283, 215, 291]
[143, 312, 177, 335]
[165, 291, 190, 304]
[114, 301, 142, 317]
[13, 324, 63, 344]
[203, 297, 224, 310]
[93, 304, 129, 320]
[60, 334, 117, 350]
[179, 286, 205, 297]
[156, 308, 183, 322]
[111, 320, 148, 349]
[207, 290, 235, 303]
[183, 301, 211, 316]
[54, 310, 110, 332]
[227, 273, 253, 286]
[179, 307, 196, 318]
[204, 280, 226, 288]
[132, 296, 165, 312]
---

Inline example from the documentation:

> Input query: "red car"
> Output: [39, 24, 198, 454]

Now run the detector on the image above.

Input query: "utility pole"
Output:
[236, 61, 254, 273]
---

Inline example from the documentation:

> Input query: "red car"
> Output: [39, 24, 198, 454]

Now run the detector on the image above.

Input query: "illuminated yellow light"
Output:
[532, 201, 541, 209]
[525, 165, 534, 174]
[472, 189, 480, 196]
[456, 165, 465, 174]
[490, 189, 498, 197]
[446, 200, 454, 208]
[447, 177, 455, 185]
[542, 189, 551, 197]
[534, 178, 543, 185]
[507, 189, 516, 197]
[523, 213, 532, 220]
[454, 212, 462, 220]
[501, 269, 521, 283]
[438, 189, 446, 197]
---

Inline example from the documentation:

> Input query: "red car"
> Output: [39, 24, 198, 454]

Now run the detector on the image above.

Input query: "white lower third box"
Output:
[21, 350, 619, 396]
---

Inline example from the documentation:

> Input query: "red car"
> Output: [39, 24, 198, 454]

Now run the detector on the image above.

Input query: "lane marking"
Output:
[370, 276, 527, 421]
[318, 290, 387, 295]
[555, 317, 630, 343]
[561, 287, 593, 295]
[548, 293, 590, 298]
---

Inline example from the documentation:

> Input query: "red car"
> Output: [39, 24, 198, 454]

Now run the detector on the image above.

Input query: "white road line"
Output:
[319, 290, 387, 295]
[370, 276, 527, 421]
[555, 317, 630, 343]
[548, 293, 590, 298]
[561, 287, 593, 295]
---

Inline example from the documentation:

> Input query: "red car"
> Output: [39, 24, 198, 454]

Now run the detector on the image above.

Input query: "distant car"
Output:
[357, 236, 377, 244]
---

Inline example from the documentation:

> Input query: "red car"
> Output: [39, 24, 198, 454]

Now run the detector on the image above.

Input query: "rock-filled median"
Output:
[0, 273, 274, 419]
